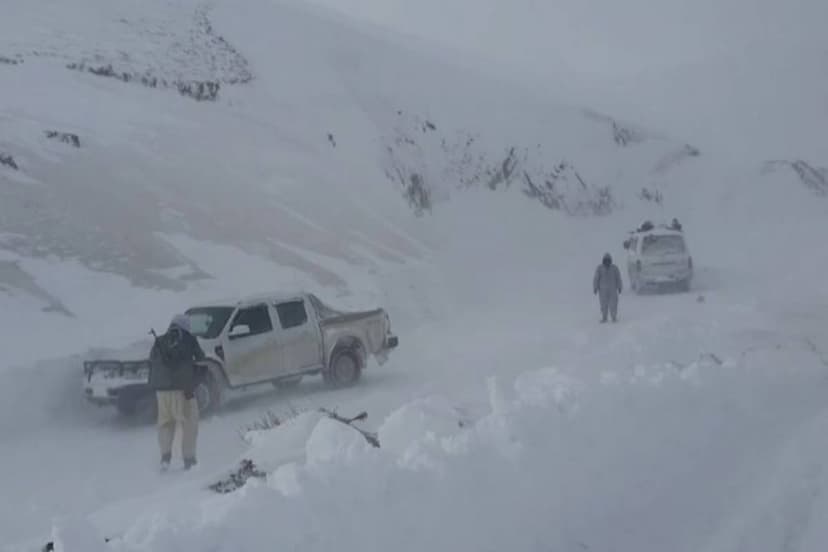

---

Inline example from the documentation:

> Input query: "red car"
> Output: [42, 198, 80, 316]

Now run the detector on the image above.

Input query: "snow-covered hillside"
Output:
[2, 0, 828, 550]
[0, 0, 706, 368]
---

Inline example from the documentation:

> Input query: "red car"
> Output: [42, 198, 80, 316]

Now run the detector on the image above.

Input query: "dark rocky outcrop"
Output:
[383, 112, 616, 216]
[763, 159, 828, 196]
[0, 153, 18, 170]
[45, 131, 81, 148]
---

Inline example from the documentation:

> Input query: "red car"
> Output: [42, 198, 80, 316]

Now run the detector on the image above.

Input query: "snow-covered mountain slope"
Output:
[2, 0, 828, 550]
[0, 0, 708, 368]
[306, 0, 828, 163]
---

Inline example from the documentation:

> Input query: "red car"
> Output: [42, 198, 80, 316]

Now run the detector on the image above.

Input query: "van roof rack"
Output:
[631, 218, 682, 233]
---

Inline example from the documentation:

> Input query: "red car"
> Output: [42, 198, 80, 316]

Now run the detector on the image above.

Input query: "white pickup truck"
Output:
[83, 292, 399, 417]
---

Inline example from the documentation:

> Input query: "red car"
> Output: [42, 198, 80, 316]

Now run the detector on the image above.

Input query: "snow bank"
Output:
[47, 350, 828, 552]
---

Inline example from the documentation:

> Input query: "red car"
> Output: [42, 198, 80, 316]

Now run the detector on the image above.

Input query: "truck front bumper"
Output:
[374, 335, 399, 366]
[84, 367, 152, 407]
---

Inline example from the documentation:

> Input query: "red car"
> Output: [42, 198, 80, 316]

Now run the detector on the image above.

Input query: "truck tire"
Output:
[194, 366, 223, 416]
[117, 393, 156, 423]
[116, 396, 138, 417]
[325, 348, 363, 388]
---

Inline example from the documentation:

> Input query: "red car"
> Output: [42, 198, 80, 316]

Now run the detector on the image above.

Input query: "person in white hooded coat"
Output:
[593, 253, 623, 322]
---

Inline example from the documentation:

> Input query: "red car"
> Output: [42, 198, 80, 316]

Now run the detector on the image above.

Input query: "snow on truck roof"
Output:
[187, 291, 312, 310]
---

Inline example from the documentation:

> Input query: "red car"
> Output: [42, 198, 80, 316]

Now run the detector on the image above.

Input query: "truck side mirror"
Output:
[623, 239, 631, 250]
[229, 324, 251, 339]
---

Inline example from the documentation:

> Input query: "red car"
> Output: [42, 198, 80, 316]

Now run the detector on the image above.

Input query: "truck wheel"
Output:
[116, 396, 138, 417]
[273, 376, 303, 390]
[326, 348, 362, 388]
[117, 393, 156, 423]
[194, 369, 223, 416]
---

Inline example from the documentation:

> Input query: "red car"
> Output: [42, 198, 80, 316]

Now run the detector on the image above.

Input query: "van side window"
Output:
[276, 300, 308, 329]
[231, 304, 273, 336]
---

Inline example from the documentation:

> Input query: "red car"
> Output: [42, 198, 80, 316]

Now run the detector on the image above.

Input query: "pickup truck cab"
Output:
[83, 292, 399, 417]
[623, 222, 693, 293]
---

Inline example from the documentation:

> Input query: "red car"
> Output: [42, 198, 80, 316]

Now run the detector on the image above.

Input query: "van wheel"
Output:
[326, 348, 362, 388]
[630, 272, 640, 293]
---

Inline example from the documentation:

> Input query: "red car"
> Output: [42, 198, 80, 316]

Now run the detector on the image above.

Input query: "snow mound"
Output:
[47, 349, 828, 552]
[305, 417, 375, 467]
[244, 410, 327, 472]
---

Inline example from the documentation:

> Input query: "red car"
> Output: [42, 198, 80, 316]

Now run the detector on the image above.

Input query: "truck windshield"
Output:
[185, 307, 234, 339]
[642, 235, 686, 256]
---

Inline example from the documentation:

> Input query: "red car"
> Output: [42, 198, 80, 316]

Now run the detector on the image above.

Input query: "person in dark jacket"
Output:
[149, 314, 205, 471]
[593, 253, 623, 323]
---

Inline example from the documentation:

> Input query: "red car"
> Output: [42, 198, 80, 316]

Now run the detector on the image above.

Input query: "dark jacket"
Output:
[148, 328, 205, 394]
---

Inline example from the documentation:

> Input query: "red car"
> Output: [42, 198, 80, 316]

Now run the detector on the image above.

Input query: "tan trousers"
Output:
[156, 390, 199, 461]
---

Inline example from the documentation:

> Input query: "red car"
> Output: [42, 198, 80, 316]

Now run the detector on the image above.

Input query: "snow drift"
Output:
[50, 349, 828, 552]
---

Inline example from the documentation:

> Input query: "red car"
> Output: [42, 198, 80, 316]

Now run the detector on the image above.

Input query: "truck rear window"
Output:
[276, 300, 308, 329]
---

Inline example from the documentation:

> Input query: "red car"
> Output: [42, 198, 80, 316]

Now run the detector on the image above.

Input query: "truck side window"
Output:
[276, 300, 308, 329]
[232, 304, 273, 336]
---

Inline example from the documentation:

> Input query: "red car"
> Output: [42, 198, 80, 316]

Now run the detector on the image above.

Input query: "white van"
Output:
[623, 225, 693, 293]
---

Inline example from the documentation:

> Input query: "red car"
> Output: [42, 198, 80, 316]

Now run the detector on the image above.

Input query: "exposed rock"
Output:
[0, 55, 22, 65]
[67, 61, 222, 101]
[522, 161, 615, 216]
[487, 147, 519, 190]
[62, 5, 252, 103]
[0, 153, 18, 170]
[194, 4, 253, 85]
[383, 112, 616, 216]
[45, 130, 81, 148]
[385, 157, 431, 216]
[639, 187, 663, 204]
[176, 80, 220, 101]
[583, 110, 648, 147]
[763, 159, 828, 196]
[611, 121, 647, 147]
[653, 144, 701, 174]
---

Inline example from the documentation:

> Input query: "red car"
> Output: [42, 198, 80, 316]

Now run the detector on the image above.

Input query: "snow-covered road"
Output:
[4, 249, 828, 549]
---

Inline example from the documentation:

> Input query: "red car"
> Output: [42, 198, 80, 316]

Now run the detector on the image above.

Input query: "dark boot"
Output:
[160, 453, 171, 472]
[184, 457, 198, 470]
